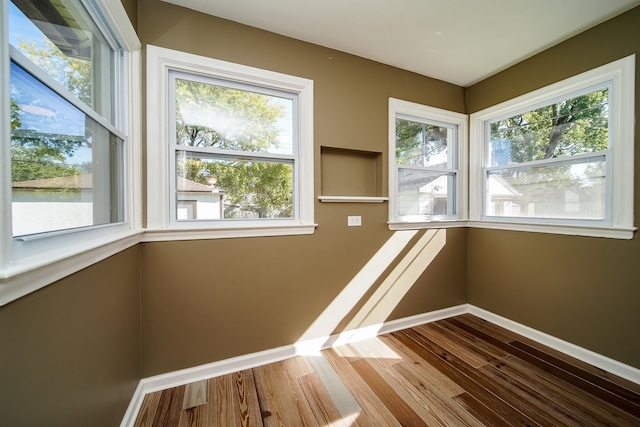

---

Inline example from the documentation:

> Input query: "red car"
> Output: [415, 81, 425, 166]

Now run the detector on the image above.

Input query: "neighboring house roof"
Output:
[177, 176, 226, 194]
[12, 174, 92, 190]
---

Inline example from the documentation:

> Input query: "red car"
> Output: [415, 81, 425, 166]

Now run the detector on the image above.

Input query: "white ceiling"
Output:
[161, 0, 640, 87]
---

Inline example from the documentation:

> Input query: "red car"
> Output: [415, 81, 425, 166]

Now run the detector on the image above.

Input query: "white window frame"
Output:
[145, 45, 316, 241]
[388, 98, 468, 230]
[0, 0, 142, 306]
[469, 55, 635, 239]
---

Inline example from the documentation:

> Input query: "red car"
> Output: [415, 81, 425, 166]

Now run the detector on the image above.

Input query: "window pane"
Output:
[489, 88, 609, 166]
[396, 117, 453, 168]
[176, 152, 294, 220]
[9, 0, 115, 121]
[486, 157, 606, 220]
[10, 62, 123, 237]
[175, 77, 294, 155]
[397, 168, 456, 218]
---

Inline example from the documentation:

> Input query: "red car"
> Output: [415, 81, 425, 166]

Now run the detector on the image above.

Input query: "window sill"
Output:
[466, 220, 636, 240]
[389, 219, 636, 239]
[142, 223, 318, 242]
[0, 229, 143, 307]
[389, 220, 467, 230]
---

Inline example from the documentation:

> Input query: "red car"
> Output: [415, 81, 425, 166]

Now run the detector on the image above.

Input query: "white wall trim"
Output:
[468, 305, 640, 385]
[119, 304, 468, 427]
[120, 303, 640, 426]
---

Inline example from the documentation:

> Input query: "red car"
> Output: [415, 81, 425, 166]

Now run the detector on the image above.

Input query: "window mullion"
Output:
[484, 151, 608, 172]
[175, 145, 296, 162]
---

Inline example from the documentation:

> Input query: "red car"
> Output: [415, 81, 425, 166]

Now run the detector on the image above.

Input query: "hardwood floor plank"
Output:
[480, 358, 588, 427]
[306, 354, 361, 418]
[456, 314, 640, 395]
[153, 386, 186, 427]
[391, 359, 486, 426]
[207, 374, 238, 426]
[437, 318, 511, 360]
[452, 392, 513, 427]
[414, 323, 498, 368]
[253, 360, 318, 426]
[393, 329, 543, 426]
[510, 339, 640, 406]
[134, 391, 162, 427]
[351, 358, 430, 426]
[379, 334, 466, 398]
[183, 380, 208, 409]
[484, 355, 627, 427]
[323, 348, 402, 426]
[504, 354, 640, 427]
[449, 317, 640, 418]
[178, 404, 208, 427]
[358, 345, 467, 426]
[297, 371, 349, 426]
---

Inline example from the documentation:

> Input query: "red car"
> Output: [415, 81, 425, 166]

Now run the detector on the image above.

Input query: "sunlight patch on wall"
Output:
[295, 230, 418, 354]
[343, 229, 446, 334]
[295, 229, 447, 355]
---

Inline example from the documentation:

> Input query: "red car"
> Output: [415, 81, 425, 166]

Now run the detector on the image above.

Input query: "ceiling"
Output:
[161, 0, 640, 87]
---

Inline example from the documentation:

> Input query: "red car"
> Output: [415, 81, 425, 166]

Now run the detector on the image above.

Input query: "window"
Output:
[146, 46, 315, 240]
[1, 0, 140, 304]
[470, 55, 635, 239]
[388, 98, 468, 229]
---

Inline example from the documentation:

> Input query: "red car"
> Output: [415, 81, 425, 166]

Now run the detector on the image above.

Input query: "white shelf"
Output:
[318, 196, 389, 203]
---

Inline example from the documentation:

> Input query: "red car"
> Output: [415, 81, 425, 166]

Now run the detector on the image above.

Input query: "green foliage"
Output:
[175, 79, 284, 152]
[10, 99, 21, 130]
[175, 79, 294, 218]
[10, 39, 91, 183]
[491, 88, 609, 164]
[17, 39, 92, 106]
[489, 89, 609, 195]
[395, 118, 448, 166]
[11, 145, 81, 182]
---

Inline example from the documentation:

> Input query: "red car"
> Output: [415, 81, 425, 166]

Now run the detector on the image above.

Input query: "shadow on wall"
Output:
[295, 229, 447, 354]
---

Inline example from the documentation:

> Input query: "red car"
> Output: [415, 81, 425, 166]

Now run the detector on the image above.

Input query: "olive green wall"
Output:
[3, 3, 638, 426]
[138, 0, 468, 376]
[466, 6, 640, 369]
[0, 246, 141, 427]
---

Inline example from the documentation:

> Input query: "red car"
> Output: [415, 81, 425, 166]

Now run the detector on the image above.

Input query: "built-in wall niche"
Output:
[319, 146, 388, 202]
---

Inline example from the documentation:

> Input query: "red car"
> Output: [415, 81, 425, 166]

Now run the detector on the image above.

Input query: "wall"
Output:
[0, 246, 141, 427]
[466, 6, 640, 369]
[138, 0, 468, 376]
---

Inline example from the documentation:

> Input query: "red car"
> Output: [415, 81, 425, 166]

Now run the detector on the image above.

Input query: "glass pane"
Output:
[9, 0, 115, 121]
[486, 157, 606, 220]
[10, 61, 123, 237]
[175, 77, 294, 155]
[396, 117, 454, 168]
[176, 152, 294, 220]
[397, 168, 456, 218]
[489, 88, 609, 166]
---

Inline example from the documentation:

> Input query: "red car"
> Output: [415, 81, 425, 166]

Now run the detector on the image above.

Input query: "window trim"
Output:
[388, 98, 468, 230]
[145, 45, 316, 241]
[469, 54, 636, 239]
[0, 0, 142, 306]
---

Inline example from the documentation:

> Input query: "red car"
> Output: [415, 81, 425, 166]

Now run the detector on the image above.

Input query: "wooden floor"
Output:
[134, 314, 640, 426]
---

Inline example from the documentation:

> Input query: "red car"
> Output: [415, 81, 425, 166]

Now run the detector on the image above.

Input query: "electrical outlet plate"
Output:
[347, 216, 362, 226]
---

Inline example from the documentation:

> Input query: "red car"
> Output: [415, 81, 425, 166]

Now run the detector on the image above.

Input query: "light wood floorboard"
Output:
[134, 314, 640, 426]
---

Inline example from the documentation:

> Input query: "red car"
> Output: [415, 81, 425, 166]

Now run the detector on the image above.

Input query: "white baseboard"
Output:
[120, 303, 640, 426]
[468, 305, 640, 385]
